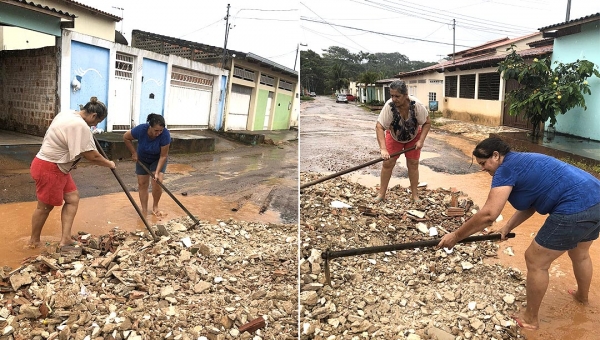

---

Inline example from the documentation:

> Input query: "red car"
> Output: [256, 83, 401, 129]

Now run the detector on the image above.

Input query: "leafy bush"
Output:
[498, 45, 600, 137]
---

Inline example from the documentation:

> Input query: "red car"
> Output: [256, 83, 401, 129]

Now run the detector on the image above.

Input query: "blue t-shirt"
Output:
[492, 152, 600, 215]
[130, 123, 171, 164]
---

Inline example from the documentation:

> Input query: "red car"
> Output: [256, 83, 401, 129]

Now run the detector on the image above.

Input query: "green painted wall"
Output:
[272, 93, 292, 130]
[253, 89, 269, 130]
[0, 3, 62, 36]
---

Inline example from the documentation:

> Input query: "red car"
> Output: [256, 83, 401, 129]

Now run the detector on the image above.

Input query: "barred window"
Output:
[459, 74, 476, 99]
[478, 72, 501, 100]
[429, 92, 437, 101]
[445, 76, 457, 97]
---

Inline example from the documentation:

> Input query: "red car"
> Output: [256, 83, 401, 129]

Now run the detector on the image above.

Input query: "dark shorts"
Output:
[385, 129, 422, 160]
[535, 202, 600, 251]
[135, 158, 168, 176]
[30, 157, 77, 206]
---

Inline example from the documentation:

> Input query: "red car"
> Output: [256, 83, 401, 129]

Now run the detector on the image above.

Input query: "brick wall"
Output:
[0, 46, 58, 136]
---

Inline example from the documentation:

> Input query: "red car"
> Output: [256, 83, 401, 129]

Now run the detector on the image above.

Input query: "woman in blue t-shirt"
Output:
[438, 137, 600, 331]
[123, 113, 171, 217]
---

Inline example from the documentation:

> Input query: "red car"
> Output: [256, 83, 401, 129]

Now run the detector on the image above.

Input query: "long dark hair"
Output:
[82, 97, 108, 120]
[473, 137, 511, 158]
[147, 113, 165, 127]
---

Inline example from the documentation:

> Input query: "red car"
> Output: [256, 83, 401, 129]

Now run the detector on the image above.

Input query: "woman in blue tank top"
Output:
[438, 137, 600, 330]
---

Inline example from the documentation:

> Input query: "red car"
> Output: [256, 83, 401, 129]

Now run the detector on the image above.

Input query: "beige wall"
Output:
[35, 0, 116, 42]
[443, 66, 505, 126]
[402, 73, 445, 111]
[0, 27, 55, 50]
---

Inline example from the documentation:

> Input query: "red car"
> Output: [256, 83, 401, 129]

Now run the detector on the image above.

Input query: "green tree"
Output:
[329, 63, 350, 92]
[498, 46, 600, 138]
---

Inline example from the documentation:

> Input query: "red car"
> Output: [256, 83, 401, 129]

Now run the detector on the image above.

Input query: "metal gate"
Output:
[502, 79, 531, 130]
[227, 84, 252, 130]
[166, 67, 213, 129]
[111, 53, 134, 131]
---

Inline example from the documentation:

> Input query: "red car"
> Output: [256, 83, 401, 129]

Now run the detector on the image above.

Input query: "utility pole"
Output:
[222, 4, 231, 69]
[295, 43, 308, 71]
[112, 6, 124, 34]
[565, 0, 572, 21]
[452, 19, 456, 65]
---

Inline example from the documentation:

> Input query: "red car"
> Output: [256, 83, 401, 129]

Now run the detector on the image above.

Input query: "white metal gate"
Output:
[263, 91, 274, 130]
[166, 67, 213, 129]
[228, 84, 252, 130]
[111, 53, 134, 131]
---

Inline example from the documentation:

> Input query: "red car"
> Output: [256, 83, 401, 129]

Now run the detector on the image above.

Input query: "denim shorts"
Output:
[535, 202, 600, 251]
[135, 158, 168, 176]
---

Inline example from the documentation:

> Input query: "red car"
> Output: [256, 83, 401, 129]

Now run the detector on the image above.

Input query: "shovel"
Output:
[321, 232, 515, 286]
[93, 136, 159, 242]
[300, 146, 416, 190]
[136, 160, 201, 229]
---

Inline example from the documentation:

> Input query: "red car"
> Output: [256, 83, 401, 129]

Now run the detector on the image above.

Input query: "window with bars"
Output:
[278, 80, 293, 91]
[429, 79, 443, 84]
[459, 74, 476, 99]
[417, 79, 426, 83]
[445, 75, 457, 97]
[429, 92, 437, 101]
[260, 74, 275, 87]
[233, 66, 256, 81]
[478, 72, 501, 100]
[115, 53, 134, 79]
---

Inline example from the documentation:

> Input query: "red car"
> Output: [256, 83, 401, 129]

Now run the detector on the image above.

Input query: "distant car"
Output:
[346, 94, 356, 102]
[309, 92, 316, 97]
[336, 94, 348, 103]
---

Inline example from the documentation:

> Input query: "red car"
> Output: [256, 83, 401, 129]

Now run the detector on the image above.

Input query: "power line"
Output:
[300, 2, 372, 52]
[354, 0, 533, 34]
[179, 18, 223, 38]
[375, 0, 536, 31]
[301, 17, 472, 48]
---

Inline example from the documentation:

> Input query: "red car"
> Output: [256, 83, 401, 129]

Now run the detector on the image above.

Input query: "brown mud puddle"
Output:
[0, 192, 280, 269]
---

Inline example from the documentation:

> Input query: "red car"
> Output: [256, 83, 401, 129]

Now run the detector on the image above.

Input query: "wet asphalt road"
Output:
[0, 135, 298, 224]
[300, 96, 480, 179]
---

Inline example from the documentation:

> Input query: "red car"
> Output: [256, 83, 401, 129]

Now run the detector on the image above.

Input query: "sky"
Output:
[299, 0, 600, 63]
[76, 0, 300, 70]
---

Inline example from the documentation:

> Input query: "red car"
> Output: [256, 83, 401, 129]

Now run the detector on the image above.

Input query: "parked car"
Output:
[346, 94, 356, 102]
[309, 92, 316, 97]
[336, 94, 348, 103]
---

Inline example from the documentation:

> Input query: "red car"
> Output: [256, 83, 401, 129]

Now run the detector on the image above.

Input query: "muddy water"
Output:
[0, 191, 280, 270]
[347, 152, 600, 339]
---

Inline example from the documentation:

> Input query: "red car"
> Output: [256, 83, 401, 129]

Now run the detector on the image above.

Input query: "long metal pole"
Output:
[221, 4, 231, 69]
[324, 233, 515, 260]
[136, 160, 201, 228]
[300, 146, 416, 189]
[323, 233, 515, 285]
[93, 136, 158, 241]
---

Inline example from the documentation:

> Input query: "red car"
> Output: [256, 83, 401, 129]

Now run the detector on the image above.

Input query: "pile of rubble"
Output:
[0, 218, 298, 340]
[300, 172, 527, 340]
[432, 117, 523, 141]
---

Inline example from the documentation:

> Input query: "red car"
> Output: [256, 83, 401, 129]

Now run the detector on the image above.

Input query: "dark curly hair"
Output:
[146, 113, 165, 127]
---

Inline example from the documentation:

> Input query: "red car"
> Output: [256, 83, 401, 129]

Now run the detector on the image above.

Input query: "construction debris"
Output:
[0, 217, 298, 340]
[299, 172, 527, 340]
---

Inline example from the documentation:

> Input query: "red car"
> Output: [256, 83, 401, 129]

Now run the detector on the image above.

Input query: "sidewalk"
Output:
[432, 117, 600, 166]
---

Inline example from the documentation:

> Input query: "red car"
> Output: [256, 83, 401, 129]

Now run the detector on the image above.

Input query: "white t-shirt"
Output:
[36, 110, 97, 173]
[377, 95, 429, 143]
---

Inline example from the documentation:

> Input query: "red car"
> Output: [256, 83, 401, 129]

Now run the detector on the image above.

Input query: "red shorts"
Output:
[385, 129, 422, 160]
[30, 157, 77, 206]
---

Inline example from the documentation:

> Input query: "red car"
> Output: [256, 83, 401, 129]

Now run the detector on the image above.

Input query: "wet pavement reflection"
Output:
[0, 192, 280, 270]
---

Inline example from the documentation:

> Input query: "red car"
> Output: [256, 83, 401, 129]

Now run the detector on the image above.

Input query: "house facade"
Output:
[540, 13, 600, 140]
[131, 30, 299, 132]
[397, 33, 552, 127]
